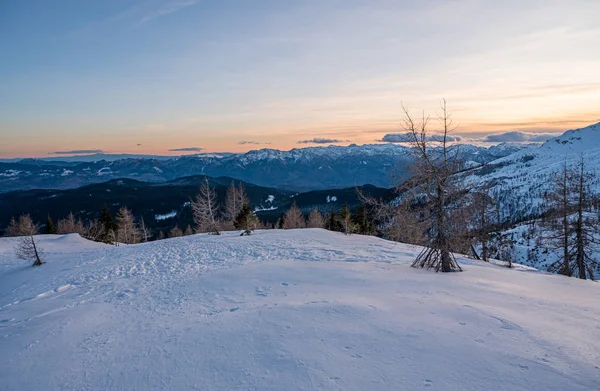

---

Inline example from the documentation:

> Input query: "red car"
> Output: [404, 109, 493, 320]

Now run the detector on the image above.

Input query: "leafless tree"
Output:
[307, 208, 325, 228]
[169, 225, 183, 238]
[13, 215, 43, 266]
[184, 225, 194, 236]
[402, 100, 465, 272]
[115, 207, 141, 244]
[544, 157, 599, 279]
[224, 180, 248, 223]
[5, 216, 19, 237]
[357, 189, 424, 245]
[283, 201, 305, 229]
[498, 234, 515, 268]
[192, 177, 221, 235]
[139, 218, 149, 242]
[57, 212, 85, 235]
[6, 214, 39, 237]
[543, 160, 573, 276]
[83, 219, 105, 242]
[470, 191, 497, 262]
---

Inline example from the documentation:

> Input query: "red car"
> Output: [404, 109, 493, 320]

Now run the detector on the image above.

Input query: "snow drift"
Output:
[0, 230, 598, 390]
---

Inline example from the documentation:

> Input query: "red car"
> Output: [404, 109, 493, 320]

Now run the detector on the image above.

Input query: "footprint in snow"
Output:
[424, 379, 434, 387]
[255, 286, 271, 297]
[281, 282, 289, 286]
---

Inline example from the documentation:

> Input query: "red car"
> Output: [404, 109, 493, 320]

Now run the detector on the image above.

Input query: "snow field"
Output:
[0, 230, 599, 390]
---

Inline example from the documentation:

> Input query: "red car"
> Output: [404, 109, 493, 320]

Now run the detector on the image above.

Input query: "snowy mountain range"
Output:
[462, 122, 600, 222]
[0, 142, 530, 193]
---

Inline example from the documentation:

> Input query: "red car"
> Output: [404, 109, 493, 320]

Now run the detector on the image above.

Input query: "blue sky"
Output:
[1, 0, 599, 157]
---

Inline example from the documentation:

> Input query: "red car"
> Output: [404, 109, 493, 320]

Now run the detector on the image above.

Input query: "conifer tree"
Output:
[277, 212, 285, 229]
[99, 205, 116, 243]
[44, 215, 57, 235]
[337, 203, 355, 235]
[353, 204, 376, 235]
[234, 202, 259, 235]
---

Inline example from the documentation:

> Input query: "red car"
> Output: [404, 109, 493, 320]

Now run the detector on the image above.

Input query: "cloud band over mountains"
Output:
[49, 149, 104, 155]
[168, 147, 204, 152]
[297, 138, 349, 144]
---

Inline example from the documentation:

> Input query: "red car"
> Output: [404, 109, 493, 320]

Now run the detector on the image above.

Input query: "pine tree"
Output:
[44, 215, 57, 235]
[352, 204, 375, 235]
[326, 211, 340, 231]
[277, 212, 285, 229]
[234, 202, 259, 235]
[337, 203, 355, 235]
[184, 225, 193, 236]
[99, 205, 116, 243]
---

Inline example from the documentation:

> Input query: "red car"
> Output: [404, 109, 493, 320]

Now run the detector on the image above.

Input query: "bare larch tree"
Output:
[403, 100, 465, 272]
[224, 180, 248, 224]
[543, 160, 573, 276]
[192, 177, 221, 234]
[57, 212, 85, 235]
[307, 208, 325, 228]
[283, 201, 305, 229]
[115, 207, 141, 244]
[470, 191, 497, 262]
[544, 157, 599, 279]
[13, 214, 43, 266]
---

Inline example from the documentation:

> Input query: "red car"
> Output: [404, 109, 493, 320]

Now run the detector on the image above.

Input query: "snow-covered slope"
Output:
[1, 230, 598, 390]
[464, 122, 600, 221]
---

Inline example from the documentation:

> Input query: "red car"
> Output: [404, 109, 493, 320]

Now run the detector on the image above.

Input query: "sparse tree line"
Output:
[357, 100, 600, 279]
[4, 104, 599, 278]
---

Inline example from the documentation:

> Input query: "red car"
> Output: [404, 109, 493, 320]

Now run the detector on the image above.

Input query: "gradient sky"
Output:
[1, 0, 599, 158]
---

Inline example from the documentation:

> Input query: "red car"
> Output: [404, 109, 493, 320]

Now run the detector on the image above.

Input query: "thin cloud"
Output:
[237, 140, 272, 145]
[140, 0, 201, 24]
[49, 149, 104, 155]
[380, 133, 463, 143]
[481, 131, 561, 143]
[297, 138, 349, 144]
[168, 147, 204, 152]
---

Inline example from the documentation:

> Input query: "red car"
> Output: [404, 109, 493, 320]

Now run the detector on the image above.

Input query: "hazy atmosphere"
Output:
[2, 0, 599, 158]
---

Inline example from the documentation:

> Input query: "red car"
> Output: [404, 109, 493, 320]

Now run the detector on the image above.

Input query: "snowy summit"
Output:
[1, 230, 598, 390]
